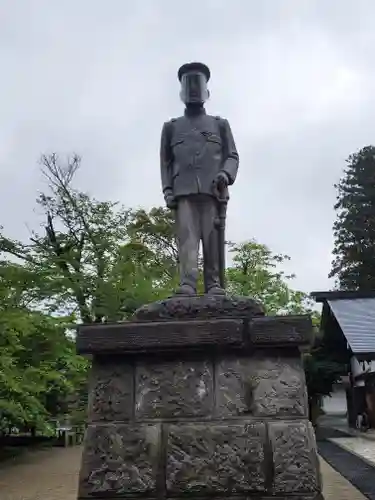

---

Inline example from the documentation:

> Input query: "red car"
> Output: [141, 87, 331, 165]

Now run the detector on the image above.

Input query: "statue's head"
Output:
[178, 62, 210, 106]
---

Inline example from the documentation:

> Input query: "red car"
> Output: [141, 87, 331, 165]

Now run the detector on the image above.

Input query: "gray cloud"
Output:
[1, 0, 375, 294]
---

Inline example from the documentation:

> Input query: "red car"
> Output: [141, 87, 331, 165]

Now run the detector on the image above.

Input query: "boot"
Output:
[207, 284, 225, 295]
[175, 283, 196, 296]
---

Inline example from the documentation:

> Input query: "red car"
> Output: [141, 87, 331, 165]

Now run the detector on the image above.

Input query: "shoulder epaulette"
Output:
[215, 116, 221, 120]
[170, 118, 177, 123]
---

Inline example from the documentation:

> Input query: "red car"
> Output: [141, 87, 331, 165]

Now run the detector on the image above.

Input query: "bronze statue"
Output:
[160, 62, 239, 295]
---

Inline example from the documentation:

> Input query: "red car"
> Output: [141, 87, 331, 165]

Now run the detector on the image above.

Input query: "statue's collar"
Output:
[184, 106, 206, 117]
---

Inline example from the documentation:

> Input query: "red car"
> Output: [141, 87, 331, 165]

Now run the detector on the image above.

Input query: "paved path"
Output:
[320, 458, 367, 500]
[0, 446, 368, 500]
[0, 446, 81, 500]
[319, 440, 375, 499]
[330, 436, 375, 467]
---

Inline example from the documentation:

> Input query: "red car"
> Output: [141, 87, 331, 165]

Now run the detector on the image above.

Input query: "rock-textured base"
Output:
[133, 293, 265, 321]
[77, 299, 322, 500]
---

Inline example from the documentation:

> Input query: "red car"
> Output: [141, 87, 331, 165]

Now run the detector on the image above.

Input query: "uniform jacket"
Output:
[160, 110, 239, 199]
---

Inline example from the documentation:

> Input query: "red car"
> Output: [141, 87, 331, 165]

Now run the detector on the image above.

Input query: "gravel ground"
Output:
[0, 446, 368, 500]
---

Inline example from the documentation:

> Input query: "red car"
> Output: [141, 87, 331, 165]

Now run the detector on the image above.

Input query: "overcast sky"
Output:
[1, 0, 374, 294]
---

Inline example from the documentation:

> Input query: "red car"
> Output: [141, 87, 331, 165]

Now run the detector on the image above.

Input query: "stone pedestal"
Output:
[76, 298, 323, 500]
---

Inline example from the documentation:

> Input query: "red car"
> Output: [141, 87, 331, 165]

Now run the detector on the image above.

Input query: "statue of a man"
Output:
[160, 62, 239, 296]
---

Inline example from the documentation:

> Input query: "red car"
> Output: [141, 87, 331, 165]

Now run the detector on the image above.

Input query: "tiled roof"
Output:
[328, 298, 375, 354]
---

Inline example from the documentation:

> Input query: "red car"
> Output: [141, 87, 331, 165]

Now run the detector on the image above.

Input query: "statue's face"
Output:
[180, 71, 209, 105]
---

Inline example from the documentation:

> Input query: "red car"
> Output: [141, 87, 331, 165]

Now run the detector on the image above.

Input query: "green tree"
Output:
[0, 154, 174, 322]
[0, 263, 88, 433]
[330, 145, 375, 289]
[303, 350, 343, 425]
[127, 206, 178, 273]
[226, 240, 313, 314]
[126, 206, 180, 300]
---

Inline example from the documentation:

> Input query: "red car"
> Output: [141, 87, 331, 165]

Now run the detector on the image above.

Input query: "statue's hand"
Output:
[215, 171, 229, 188]
[164, 193, 177, 210]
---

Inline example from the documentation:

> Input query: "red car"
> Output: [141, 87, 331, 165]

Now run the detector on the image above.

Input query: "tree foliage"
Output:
[321, 146, 375, 410]
[0, 264, 88, 432]
[303, 351, 343, 424]
[0, 154, 176, 323]
[330, 145, 375, 289]
[303, 330, 344, 408]
[226, 241, 314, 314]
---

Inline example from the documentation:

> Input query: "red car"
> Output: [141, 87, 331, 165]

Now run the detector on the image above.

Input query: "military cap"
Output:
[178, 62, 211, 82]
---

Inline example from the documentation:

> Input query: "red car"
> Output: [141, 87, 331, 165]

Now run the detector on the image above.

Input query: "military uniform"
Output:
[160, 107, 239, 293]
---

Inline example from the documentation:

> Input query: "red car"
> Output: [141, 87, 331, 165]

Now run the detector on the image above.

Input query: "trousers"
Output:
[175, 194, 220, 292]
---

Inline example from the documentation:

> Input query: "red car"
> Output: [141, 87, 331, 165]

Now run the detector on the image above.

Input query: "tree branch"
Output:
[39, 214, 92, 323]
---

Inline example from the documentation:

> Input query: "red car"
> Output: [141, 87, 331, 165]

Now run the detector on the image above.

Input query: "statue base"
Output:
[133, 293, 265, 320]
[76, 296, 323, 500]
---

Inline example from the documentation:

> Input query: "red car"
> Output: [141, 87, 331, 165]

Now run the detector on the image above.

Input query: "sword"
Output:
[212, 180, 228, 289]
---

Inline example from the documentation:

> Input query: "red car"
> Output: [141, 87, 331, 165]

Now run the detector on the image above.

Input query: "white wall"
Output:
[322, 386, 347, 415]
[351, 357, 375, 387]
